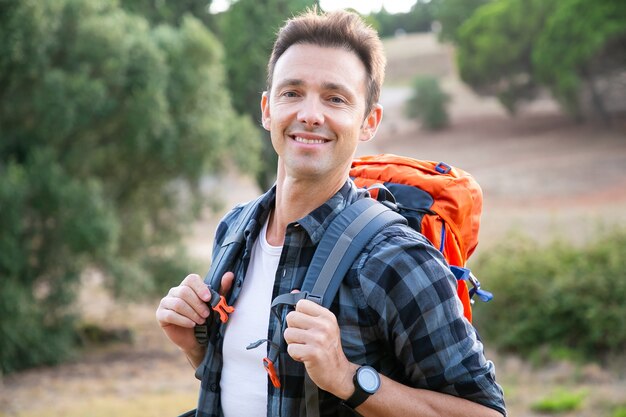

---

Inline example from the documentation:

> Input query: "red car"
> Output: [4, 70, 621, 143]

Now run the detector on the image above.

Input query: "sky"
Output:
[210, 0, 419, 15]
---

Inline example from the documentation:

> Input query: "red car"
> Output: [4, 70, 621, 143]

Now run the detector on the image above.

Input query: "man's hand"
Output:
[283, 299, 358, 400]
[156, 272, 234, 368]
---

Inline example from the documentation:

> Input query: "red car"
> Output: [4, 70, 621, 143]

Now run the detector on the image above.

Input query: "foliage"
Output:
[405, 76, 450, 129]
[532, 0, 626, 120]
[472, 228, 626, 362]
[431, 0, 491, 44]
[371, 1, 436, 38]
[0, 0, 260, 373]
[456, 0, 556, 113]
[455, 0, 626, 119]
[531, 389, 587, 413]
[612, 406, 626, 417]
[119, 0, 214, 27]
[218, 0, 317, 189]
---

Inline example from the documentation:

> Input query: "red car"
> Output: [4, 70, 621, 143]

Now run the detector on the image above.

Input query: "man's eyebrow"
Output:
[274, 79, 304, 91]
[322, 82, 356, 99]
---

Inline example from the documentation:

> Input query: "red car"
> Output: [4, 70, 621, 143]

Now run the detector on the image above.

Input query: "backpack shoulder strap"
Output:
[195, 195, 265, 348]
[272, 198, 407, 310]
[306, 198, 406, 308]
[270, 197, 406, 417]
[205, 195, 264, 290]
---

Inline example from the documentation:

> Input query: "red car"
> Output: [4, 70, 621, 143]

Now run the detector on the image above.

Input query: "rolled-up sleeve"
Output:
[358, 227, 506, 415]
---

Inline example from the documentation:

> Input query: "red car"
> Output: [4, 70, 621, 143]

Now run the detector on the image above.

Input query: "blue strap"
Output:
[302, 198, 407, 309]
[292, 198, 405, 417]
[449, 266, 493, 303]
[205, 195, 264, 290]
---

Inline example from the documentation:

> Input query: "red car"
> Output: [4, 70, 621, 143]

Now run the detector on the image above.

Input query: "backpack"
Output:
[190, 153, 492, 417]
[349, 153, 490, 322]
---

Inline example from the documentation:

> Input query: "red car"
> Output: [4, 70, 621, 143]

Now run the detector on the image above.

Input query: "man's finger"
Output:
[159, 295, 208, 325]
[286, 309, 319, 330]
[181, 273, 211, 302]
[295, 299, 330, 316]
[156, 302, 199, 328]
[220, 271, 235, 296]
[286, 341, 312, 363]
[167, 285, 211, 319]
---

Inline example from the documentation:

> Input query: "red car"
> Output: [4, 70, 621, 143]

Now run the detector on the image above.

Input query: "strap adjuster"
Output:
[263, 357, 281, 388]
[208, 286, 235, 323]
[435, 162, 451, 174]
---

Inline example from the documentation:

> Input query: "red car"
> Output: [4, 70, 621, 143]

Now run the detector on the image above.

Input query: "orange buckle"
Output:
[263, 357, 281, 388]
[212, 295, 235, 323]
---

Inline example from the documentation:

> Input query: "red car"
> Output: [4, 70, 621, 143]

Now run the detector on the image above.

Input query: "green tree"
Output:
[405, 76, 450, 130]
[119, 0, 213, 26]
[0, 0, 260, 373]
[432, 0, 491, 44]
[456, 0, 556, 113]
[372, 1, 436, 38]
[219, 0, 316, 189]
[118, 0, 223, 37]
[533, 0, 626, 122]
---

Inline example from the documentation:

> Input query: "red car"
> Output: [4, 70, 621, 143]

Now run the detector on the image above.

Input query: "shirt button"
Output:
[236, 279, 243, 287]
[210, 383, 218, 392]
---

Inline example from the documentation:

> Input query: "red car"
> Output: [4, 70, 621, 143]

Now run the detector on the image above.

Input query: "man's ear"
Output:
[261, 92, 270, 131]
[359, 103, 383, 142]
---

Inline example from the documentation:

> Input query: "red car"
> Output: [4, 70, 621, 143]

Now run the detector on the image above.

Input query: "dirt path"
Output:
[2, 33, 626, 417]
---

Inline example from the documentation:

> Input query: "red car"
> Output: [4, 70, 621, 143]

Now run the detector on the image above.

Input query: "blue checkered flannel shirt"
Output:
[194, 180, 506, 417]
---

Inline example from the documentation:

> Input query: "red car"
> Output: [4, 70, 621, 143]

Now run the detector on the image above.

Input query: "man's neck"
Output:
[265, 174, 347, 246]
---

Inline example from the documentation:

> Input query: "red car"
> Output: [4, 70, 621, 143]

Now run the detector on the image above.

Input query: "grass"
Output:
[0, 392, 197, 417]
[531, 388, 588, 414]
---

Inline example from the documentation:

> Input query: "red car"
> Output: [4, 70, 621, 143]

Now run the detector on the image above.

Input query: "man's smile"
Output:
[288, 132, 332, 145]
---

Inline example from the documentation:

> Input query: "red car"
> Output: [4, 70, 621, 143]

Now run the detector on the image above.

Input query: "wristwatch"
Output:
[344, 365, 381, 409]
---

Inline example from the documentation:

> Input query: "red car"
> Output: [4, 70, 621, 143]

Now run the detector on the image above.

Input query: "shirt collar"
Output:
[296, 179, 365, 244]
[254, 179, 366, 245]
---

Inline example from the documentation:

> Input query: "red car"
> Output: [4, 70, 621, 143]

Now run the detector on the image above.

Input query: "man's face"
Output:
[261, 43, 381, 183]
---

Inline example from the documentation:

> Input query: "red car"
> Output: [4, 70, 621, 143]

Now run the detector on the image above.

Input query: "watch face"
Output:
[357, 366, 381, 394]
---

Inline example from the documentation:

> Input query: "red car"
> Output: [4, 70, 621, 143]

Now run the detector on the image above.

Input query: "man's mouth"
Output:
[290, 135, 330, 144]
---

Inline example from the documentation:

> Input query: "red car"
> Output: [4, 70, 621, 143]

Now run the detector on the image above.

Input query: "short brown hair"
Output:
[267, 8, 386, 114]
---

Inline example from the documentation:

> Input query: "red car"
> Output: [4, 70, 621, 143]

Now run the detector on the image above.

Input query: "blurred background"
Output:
[1, 0, 625, 416]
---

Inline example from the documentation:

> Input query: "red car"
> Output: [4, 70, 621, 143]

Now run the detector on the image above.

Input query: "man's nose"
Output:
[297, 96, 324, 127]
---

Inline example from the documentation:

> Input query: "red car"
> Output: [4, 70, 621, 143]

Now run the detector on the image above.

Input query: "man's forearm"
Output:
[355, 373, 504, 417]
[184, 345, 207, 369]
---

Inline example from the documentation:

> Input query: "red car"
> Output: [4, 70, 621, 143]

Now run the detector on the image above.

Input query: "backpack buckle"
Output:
[207, 286, 235, 323]
[263, 357, 281, 388]
[449, 266, 494, 303]
[435, 162, 451, 174]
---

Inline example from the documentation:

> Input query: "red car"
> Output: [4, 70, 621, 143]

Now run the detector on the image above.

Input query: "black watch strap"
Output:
[344, 387, 370, 409]
[343, 366, 380, 409]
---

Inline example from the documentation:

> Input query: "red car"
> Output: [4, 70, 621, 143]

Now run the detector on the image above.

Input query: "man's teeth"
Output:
[294, 136, 325, 144]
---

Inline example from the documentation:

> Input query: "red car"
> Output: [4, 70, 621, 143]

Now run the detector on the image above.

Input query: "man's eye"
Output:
[282, 91, 298, 98]
[330, 96, 345, 104]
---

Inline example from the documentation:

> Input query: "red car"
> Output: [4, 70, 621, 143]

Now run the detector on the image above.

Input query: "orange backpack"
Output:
[350, 154, 488, 322]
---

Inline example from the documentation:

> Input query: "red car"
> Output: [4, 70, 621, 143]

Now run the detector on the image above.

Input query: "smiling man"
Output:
[157, 9, 506, 417]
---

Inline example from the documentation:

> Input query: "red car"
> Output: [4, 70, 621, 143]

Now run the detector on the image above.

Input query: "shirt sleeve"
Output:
[357, 226, 506, 416]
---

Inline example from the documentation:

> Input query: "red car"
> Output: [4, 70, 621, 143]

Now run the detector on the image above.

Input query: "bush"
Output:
[405, 76, 450, 130]
[612, 406, 626, 417]
[472, 228, 626, 362]
[531, 388, 587, 413]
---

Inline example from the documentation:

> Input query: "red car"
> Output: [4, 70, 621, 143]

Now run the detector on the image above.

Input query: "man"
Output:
[156, 9, 506, 417]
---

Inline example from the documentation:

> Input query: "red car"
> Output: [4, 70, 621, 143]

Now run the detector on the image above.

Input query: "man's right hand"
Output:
[156, 272, 235, 368]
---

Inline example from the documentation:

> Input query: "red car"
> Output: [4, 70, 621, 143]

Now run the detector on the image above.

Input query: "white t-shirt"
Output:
[221, 217, 282, 417]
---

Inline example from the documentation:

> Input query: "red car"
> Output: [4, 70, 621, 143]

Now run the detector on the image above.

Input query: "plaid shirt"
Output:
[195, 180, 506, 417]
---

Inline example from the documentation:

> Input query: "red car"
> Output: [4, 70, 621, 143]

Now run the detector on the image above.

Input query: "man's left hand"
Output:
[284, 299, 358, 400]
